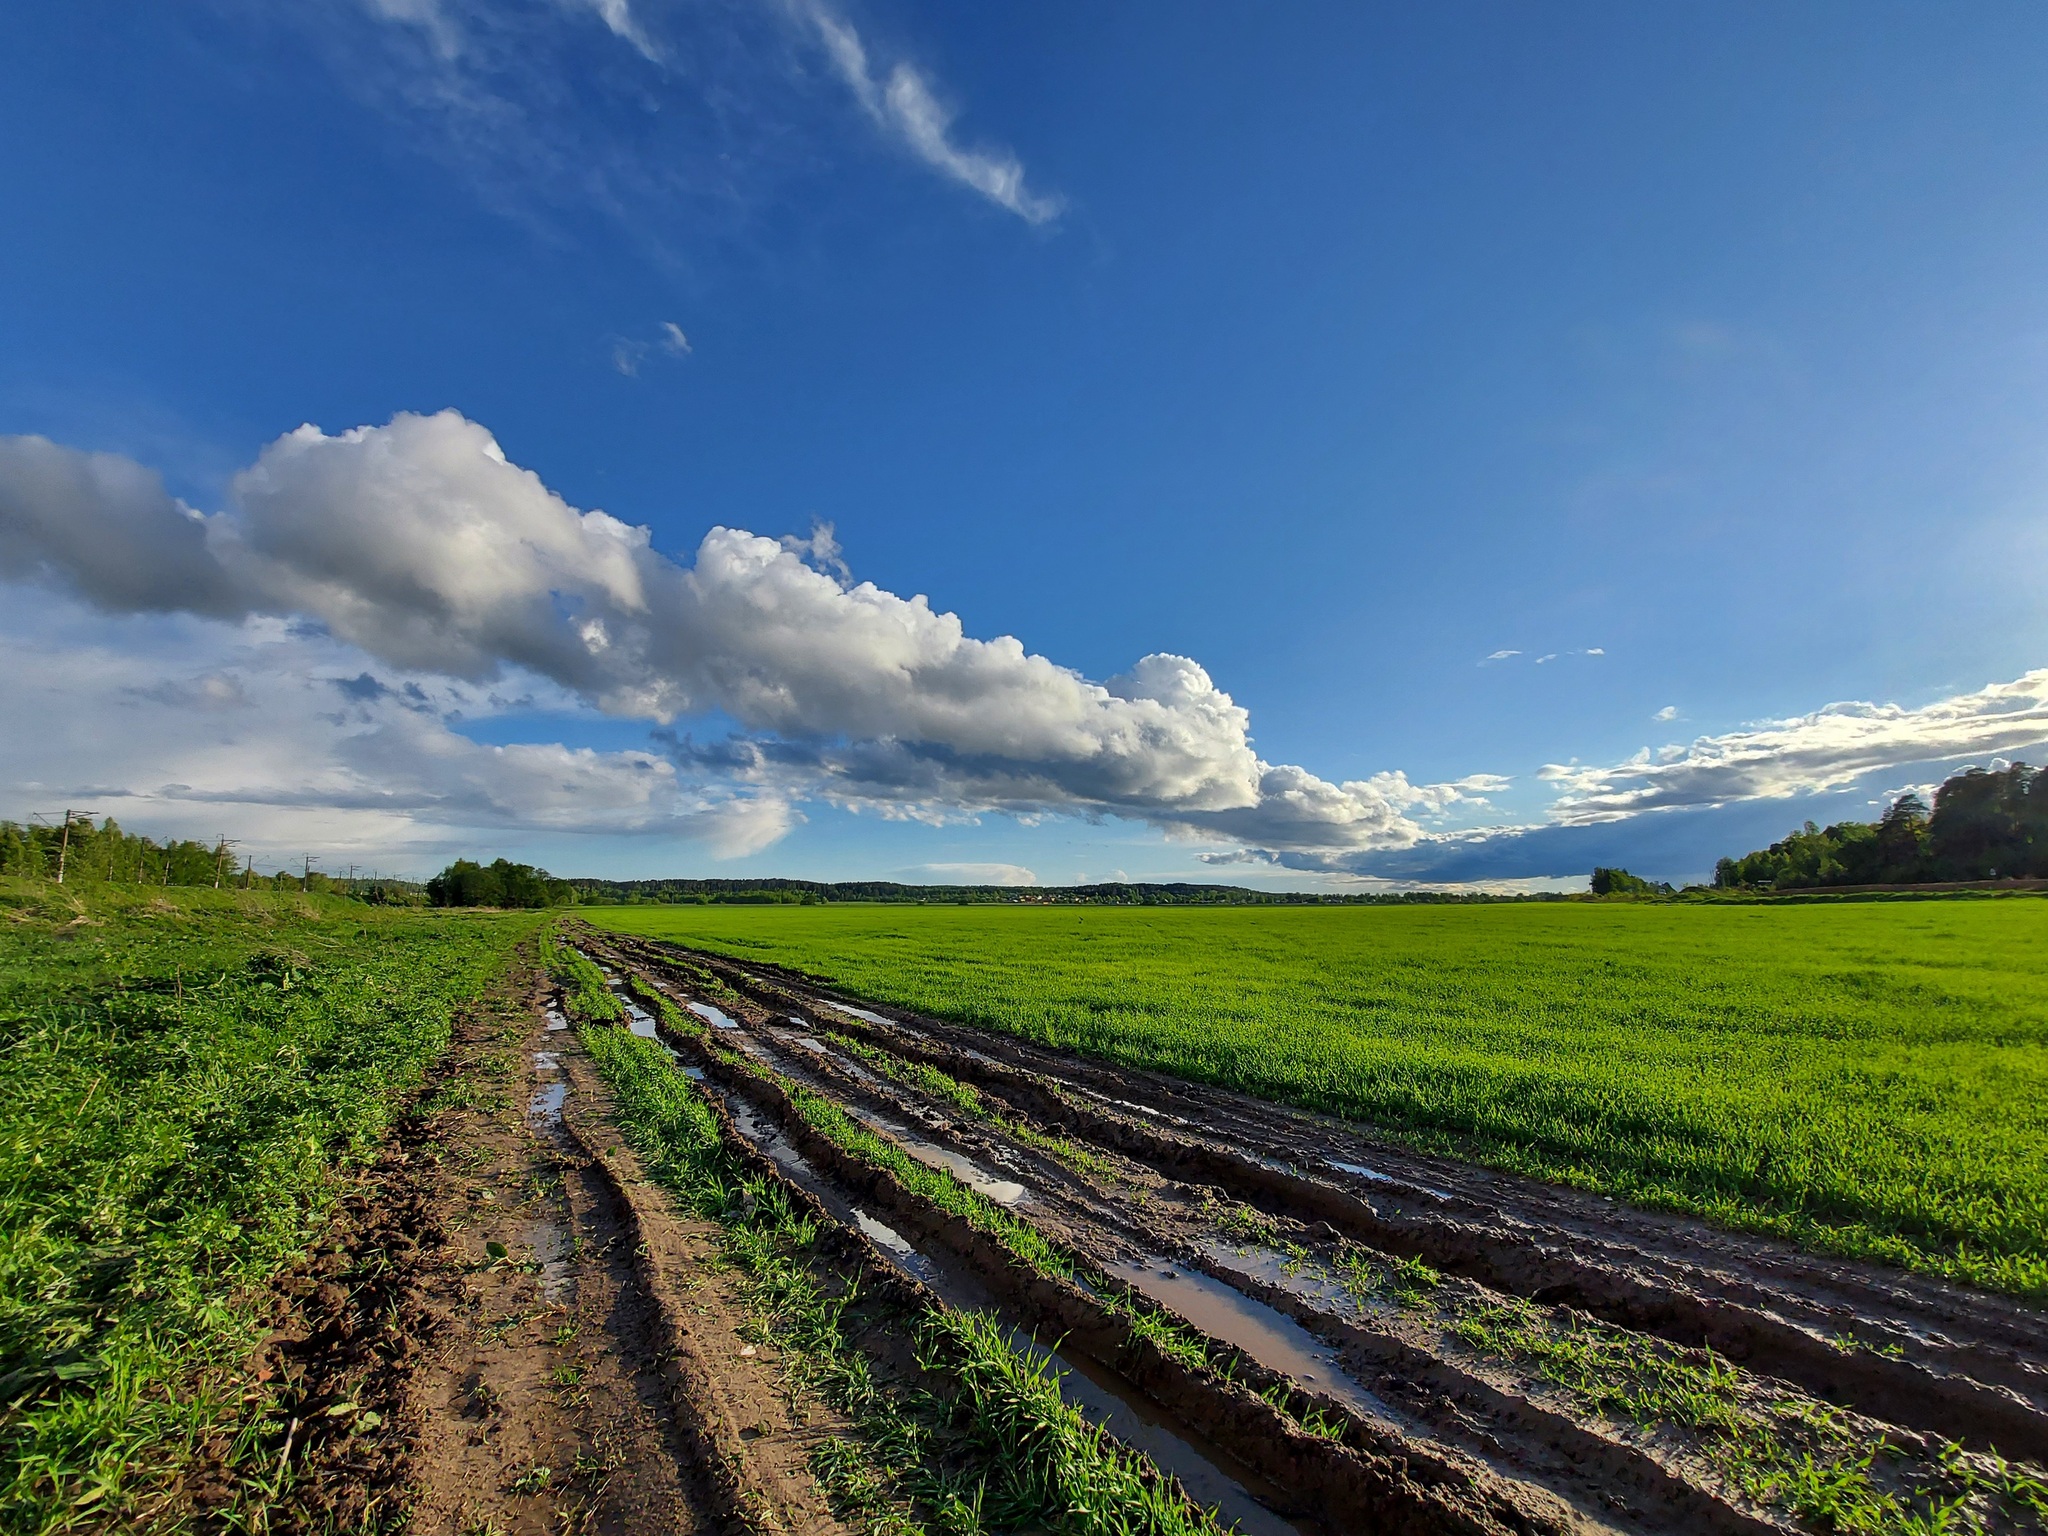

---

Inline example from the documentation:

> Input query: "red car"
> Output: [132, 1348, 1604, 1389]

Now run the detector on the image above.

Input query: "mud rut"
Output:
[251, 936, 2046, 1536]
[567, 929, 2048, 1536]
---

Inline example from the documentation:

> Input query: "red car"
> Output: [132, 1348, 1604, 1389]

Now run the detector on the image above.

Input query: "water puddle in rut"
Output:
[1109, 1257, 1393, 1423]
[687, 1000, 740, 1030]
[707, 1078, 1305, 1536]
[1326, 1158, 1452, 1202]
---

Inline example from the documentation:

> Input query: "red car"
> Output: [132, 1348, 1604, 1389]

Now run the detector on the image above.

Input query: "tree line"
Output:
[0, 816, 426, 901]
[426, 858, 580, 909]
[1714, 763, 2048, 890]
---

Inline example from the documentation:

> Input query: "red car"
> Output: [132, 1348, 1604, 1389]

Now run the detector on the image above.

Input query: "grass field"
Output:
[584, 900, 2048, 1300]
[0, 879, 538, 1533]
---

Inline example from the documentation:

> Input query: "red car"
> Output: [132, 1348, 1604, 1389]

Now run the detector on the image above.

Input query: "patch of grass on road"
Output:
[582, 902, 2048, 1298]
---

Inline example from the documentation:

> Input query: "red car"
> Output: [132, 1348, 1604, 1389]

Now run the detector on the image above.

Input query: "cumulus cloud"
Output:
[1538, 671, 2048, 823]
[0, 412, 1472, 862]
[1653, 705, 1678, 722]
[796, 0, 1061, 224]
[0, 597, 794, 865]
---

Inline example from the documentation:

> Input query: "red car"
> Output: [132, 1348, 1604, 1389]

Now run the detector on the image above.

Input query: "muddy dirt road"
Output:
[566, 927, 2048, 1536]
[252, 930, 2046, 1536]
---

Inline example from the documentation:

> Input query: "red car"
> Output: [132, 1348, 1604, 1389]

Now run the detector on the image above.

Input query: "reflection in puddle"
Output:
[525, 1211, 574, 1304]
[683, 1065, 706, 1080]
[623, 1000, 658, 1039]
[687, 1000, 740, 1030]
[1017, 1336, 1305, 1536]
[1108, 1257, 1393, 1423]
[1326, 1159, 1451, 1202]
[845, 1107, 1030, 1205]
[823, 1000, 895, 1027]
[853, 1210, 940, 1284]
[1328, 1158, 1394, 1183]
[528, 1081, 568, 1124]
[544, 1008, 568, 1033]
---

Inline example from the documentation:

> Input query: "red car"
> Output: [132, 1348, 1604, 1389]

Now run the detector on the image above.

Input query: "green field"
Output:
[0, 879, 537, 1533]
[584, 900, 2048, 1300]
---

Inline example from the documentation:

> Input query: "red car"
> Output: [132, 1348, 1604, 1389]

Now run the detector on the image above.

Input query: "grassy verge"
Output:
[573, 1019, 1223, 1536]
[0, 878, 538, 1534]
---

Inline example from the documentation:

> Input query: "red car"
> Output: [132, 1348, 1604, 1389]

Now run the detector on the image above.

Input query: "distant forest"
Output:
[1715, 763, 2048, 890]
[562, 876, 1540, 907]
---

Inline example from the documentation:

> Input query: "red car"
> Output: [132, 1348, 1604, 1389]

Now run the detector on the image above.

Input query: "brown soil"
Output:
[212, 951, 860, 1536]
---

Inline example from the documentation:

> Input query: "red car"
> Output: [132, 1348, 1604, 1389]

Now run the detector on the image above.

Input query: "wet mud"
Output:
[586, 929, 2048, 1536]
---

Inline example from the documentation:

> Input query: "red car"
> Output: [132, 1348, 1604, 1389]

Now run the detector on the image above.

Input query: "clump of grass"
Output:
[577, 1024, 1224, 1536]
[539, 931, 621, 1024]
[1449, 1295, 2043, 1535]
[827, 1032, 1118, 1183]
[0, 878, 536, 1531]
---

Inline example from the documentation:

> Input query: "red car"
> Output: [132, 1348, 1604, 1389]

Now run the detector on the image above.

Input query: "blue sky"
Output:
[2, 1, 2046, 887]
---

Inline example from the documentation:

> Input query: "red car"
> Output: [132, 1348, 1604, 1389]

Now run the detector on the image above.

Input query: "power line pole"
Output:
[303, 853, 319, 889]
[212, 836, 240, 889]
[31, 810, 97, 884]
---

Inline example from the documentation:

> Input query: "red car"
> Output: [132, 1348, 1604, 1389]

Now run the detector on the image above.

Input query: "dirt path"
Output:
[237, 951, 860, 1536]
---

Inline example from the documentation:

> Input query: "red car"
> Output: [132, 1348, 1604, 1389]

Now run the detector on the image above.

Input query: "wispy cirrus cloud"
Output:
[792, 0, 1062, 224]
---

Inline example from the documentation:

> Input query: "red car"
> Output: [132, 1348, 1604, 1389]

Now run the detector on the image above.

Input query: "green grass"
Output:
[581, 902, 2048, 1298]
[0, 877, 538, 1533]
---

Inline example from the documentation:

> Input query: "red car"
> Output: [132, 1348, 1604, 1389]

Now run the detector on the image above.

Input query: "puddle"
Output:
[1326, 1158, 1451, 1202]
[1328, 1158, 1395, 1184]
[824, 1001, 895, 1027]
[845, 1106, 1031, 1205]
[524, 1210, 574, 1304]
[853, 1210, 941, 1284]
[898, 1139, 1029, 1205]
[686, 1000, 740, 1030]
[528, 1080, 567, 1125]
[1108, 1257, 1393, 1423]
[544, 1008, 568, 1032]
[622, 1000, 658, 1039]
[533, 1050, 560, 1072]
[683, 1065, 706, 1080]
[1016, 1336, 1305, 1536]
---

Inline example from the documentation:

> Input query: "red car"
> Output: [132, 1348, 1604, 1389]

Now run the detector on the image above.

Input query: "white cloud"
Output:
[1482, 649, 1520, 663]
[0, 413, 1471, 863]
[1535, 653, 1558, 664]
[796, 0, 1061, 224]
[901, 862, 1038, 887]
[1583, 647, 1605, 656]
[0, 595, 793, 868]
[660, 321, 692, 355]
[578, 0, 659, 60]
[1653, 705, 1678, 722]
[1539, 671, 2048, 823]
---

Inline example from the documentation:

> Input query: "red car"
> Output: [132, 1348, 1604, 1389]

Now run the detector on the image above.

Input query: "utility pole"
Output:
[32, 810, 97, 884]
[303, 853, 318, 889]
[212, 836, 240, 889]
